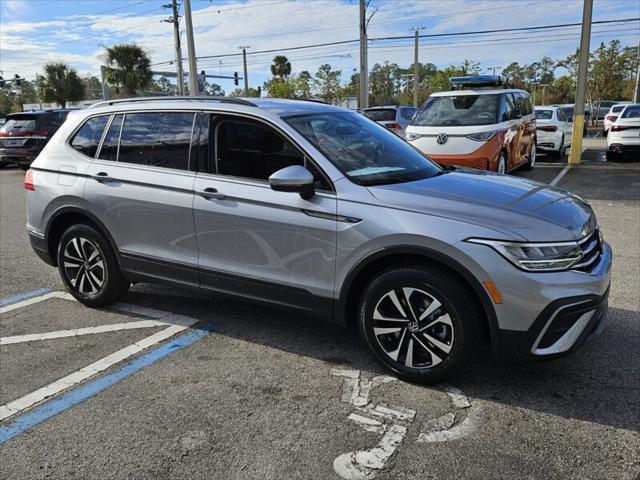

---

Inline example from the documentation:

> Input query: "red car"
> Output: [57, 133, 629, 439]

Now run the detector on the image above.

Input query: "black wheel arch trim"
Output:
[335, 245, 500, 357]
[44, 206, 124, 271]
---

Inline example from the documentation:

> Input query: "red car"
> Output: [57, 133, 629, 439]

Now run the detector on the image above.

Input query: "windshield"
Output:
[284, 111, 442, 186]
[621, 105, 640, 118]
[0, 115, 38, 133]
[412, 94, 499, 126]
[535, 110, 553, 120]
[363, 109, 396, 122]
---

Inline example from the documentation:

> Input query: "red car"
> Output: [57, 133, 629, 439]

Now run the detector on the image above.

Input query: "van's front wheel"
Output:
[358, 266, 481, 384]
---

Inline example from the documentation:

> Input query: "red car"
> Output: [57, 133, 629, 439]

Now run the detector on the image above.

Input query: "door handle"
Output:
[93, 171, 113, 182]
[196, 187, 225, 200]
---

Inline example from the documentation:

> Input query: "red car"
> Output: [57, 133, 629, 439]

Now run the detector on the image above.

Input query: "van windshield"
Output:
[412, 94, 499, 126]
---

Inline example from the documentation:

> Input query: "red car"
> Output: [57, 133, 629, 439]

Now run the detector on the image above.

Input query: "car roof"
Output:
[86, 97, 344, 118]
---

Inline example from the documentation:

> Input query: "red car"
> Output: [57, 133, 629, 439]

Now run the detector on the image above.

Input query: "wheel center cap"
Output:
[408, 321, 419, 333]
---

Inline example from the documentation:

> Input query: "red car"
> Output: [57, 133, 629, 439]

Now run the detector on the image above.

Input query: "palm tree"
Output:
[104, 44, 152, 97]
[270, 56, 292, 80]
[36, 62, 85, 108]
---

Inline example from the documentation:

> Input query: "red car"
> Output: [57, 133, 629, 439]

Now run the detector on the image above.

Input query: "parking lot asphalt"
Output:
[1, 159, 638, 479]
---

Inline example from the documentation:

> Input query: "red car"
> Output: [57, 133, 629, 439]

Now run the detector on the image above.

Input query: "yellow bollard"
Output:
[568, 115, 584, 165]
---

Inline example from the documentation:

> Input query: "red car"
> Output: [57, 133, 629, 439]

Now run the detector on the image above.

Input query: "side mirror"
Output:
[269, 165, 315, 200]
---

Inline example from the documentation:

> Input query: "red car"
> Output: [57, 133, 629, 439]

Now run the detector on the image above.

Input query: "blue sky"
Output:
[1, 0, 638, 93]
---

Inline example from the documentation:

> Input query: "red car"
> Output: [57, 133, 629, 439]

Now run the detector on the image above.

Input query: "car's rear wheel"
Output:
[497, 152, 507, 174]
[358, 266, 481, 384]
[523, 142, 537, 170]
[57, 224, 129, 307]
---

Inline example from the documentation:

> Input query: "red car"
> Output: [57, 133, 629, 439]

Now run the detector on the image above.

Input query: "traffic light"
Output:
[0, 76, 4, 87]
[233, 72, 239, 86]
[257, 86, 262, 97]
[14, 74, 22, 86]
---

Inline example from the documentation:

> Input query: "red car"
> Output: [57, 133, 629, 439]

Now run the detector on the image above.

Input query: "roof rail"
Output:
[88, 96, 257, 109]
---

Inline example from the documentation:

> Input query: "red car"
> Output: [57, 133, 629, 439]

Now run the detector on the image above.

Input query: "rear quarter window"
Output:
[70, 116, 110, 158]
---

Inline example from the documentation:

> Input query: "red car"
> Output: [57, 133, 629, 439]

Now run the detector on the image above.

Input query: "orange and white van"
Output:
[405, 76, 536, 174]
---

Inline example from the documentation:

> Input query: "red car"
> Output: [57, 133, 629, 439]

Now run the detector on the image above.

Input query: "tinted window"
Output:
[1, 114, 38, 134]
[611, 105, 626, 113]
[412, 94, 499, 126]
[118, 112, 194, 170]
[556, 109, 567, 122]
[498, 94, 515, 122]
[535, 110, 553, 120]
[285, 111, 442, 186]
[621, 105, 640, 118]
[38, 111, 69, 131]
[98, 114, 123, 161]
[70, 116, 109, 158]
[401, 108, 416, 121]
[215, 118, 305, 181]
[363, 109, 396, 121]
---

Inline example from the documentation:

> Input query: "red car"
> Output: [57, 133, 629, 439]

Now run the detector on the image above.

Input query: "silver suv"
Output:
[25, 97, 612, 384]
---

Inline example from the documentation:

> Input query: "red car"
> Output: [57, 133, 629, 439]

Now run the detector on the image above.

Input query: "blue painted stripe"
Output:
[0, 288, 52, 306]
[0, 324, 213, 444]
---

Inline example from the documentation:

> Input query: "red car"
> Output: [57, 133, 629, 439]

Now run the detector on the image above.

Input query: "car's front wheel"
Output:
[57, 224, 129, 307]
[358, 266, 481, 384]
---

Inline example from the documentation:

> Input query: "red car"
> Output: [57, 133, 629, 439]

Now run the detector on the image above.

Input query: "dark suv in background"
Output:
[0, 109, 71, 170]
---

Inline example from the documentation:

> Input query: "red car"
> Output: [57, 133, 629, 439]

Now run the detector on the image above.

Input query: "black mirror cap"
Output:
[270, 182, 315, 200]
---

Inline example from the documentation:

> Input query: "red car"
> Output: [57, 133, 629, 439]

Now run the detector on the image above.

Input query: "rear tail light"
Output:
[610, 125, 634, 132]
[385, 123, 402, 131]
[605, 115, 617, 121]
[0, 130, 48, 138]
[24, 169, 35, 191]
[537, 126, 557, 132]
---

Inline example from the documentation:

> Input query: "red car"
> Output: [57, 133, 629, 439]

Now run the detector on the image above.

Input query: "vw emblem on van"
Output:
[436, 133, 448, 144]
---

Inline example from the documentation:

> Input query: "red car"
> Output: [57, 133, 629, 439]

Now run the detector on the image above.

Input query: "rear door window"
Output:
[70, 115, 109, 158]
[118, 112, 195, 170]
[97, 114, 123, 161]
[363, 109, 397, 122]
[0, 115, 38, 135]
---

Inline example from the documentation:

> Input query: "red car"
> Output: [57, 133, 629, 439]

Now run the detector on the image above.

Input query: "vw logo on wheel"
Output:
[436, 133, 448, 144]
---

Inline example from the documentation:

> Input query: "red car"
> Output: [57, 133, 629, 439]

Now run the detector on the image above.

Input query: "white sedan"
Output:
[606, 104, 640, 161]
[603, 104, 629, 135]
[534, 106, 572, 158]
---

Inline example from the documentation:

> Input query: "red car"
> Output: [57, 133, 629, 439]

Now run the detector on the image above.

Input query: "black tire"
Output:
[358, 265, 482, 384]
[522, 142, 537, 170]
[56, 224, 129, 307]
[551, 137, 563, 159]
[605, 150, 621, 162]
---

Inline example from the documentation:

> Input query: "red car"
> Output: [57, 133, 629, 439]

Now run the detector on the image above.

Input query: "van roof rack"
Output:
[449, 75, 512, 90]
[88, 96, 257, 109]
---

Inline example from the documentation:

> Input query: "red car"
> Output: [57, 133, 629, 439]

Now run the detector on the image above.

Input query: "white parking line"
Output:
[0, 320, 169, 345]
[550, 165, 571, 186]
[0, 291, 200, 421]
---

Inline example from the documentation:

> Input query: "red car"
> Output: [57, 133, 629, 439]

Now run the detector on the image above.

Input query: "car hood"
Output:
[367, 168, 595, 242]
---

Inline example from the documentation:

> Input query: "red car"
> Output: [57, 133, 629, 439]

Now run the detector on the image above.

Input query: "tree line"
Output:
[1, 39, 636, 117]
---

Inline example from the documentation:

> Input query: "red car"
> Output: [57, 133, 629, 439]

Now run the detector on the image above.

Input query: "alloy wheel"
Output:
[497, 154, 506, 174]
[62, 236, 106, 296]
[372, 287, 455, 369]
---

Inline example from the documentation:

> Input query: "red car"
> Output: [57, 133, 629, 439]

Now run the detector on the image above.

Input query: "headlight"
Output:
[405, 132, 424, 141]
[466, 131, 496, 141]
[467, 238, 583, 272]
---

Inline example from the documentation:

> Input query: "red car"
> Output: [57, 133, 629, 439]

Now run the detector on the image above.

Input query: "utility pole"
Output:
[183, 0, 198, 96]
[239, 46, 250, 95]
[163, 0, 185, 96]
[100, 65, 110, 100]
[568, 0, 593, 165]
[359, 0, 369, 109]
[540, 83, 548, 105]
[412, 27, 424, 108]
[634, 38, 640, 103]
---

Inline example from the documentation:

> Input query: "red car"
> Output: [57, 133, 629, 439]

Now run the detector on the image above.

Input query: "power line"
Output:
[152, 17, 639, 66]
